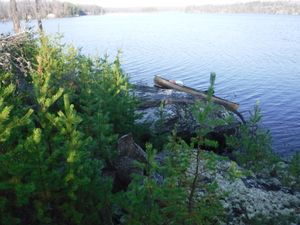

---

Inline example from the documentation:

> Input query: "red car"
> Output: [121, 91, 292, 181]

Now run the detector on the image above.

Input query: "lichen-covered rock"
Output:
[188, 151, 300, 225]
[111, 134, 300, 224]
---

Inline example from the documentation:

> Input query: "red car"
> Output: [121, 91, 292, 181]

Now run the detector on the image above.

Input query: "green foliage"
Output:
[118, 74, 227, 225]
[32, 35, 82, 97]
[118, 142, 192, 225]
[191, 73, 229, 149]
[157, 101, 166, 129]
[0, 73, 33, 143]
[75, 53, 138, 161]
[35, 35, 137, 159]
[119, 133, 225, 225]
[186, 73, 226, 214]
[0, 73, 33, 225]
[0, 34, 130, 224]
[118, 144, 165, 224]
[226, 103, 279, 172]
[164, 128, 192, 178]
[227, 161, 244, 181]
[92, 54, 137, 135]
[76, 56, 117, 162]
[288, 152, 300, 190]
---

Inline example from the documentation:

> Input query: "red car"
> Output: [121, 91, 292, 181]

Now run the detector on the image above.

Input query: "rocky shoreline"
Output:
[113, 134, 300, 225]
[109, 85, 300, 224]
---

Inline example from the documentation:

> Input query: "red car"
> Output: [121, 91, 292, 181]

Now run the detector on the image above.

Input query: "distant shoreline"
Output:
[105, 1, 300, 16]
[1, 10, 300, 24]
[1, 1, 300, 23]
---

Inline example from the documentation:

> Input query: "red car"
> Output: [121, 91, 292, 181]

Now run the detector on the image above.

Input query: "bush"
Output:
[226, 103, 279, 172]
[118, 74, 227, 225]
[118, 141, 225, 225]
[288, 152, 300, 190]
[0, 33, 137, 224]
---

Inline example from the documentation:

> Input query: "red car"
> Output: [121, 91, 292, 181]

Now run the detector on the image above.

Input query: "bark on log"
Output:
[154, 75, 239, 112]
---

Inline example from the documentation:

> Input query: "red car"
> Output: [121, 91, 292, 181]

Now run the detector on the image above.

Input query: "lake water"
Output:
[1, 12, 300, 156]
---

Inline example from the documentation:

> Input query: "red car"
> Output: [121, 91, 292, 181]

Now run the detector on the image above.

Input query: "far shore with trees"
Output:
[1, 1, 300, 23]
[0, 0, 105, 22]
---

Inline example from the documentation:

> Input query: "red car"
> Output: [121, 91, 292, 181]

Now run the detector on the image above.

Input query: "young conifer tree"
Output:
[0, 35, 115, 225]
[0, 73, 33, 225]
[76, 55, 117, 162]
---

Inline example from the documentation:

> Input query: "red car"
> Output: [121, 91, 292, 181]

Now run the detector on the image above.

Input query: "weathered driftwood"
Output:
[154, 75, 239, 112]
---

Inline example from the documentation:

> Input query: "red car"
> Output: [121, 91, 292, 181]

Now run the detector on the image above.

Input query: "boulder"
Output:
[133, 85, 240, 152]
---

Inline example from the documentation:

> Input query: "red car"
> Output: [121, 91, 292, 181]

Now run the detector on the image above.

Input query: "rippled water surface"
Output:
[1, 12, 300, 156]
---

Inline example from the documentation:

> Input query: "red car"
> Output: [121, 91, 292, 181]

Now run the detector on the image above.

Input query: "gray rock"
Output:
[187, 151, 300, 225]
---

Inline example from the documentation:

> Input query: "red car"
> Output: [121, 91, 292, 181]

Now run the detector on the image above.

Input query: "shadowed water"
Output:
[1, 12, 300, 156]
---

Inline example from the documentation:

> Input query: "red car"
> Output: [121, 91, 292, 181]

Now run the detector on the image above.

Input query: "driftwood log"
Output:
[154, 75, 239, 111]
[154, 76, 245, 123]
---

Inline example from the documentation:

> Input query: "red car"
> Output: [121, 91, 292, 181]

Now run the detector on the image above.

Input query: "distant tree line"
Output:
[186, 1, 300, 15]
[0, 0, 105, 21]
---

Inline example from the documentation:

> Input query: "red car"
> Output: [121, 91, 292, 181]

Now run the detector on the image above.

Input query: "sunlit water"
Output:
[1, 12, 300, 156]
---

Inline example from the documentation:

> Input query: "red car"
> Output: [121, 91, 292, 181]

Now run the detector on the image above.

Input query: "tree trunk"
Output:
[10, 0, 21, 33]
[35, 0, 43, 32]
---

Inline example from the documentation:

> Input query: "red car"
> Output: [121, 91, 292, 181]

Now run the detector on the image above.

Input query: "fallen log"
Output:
[154, 75, 239, 111]
[154, 75, 245, 123]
